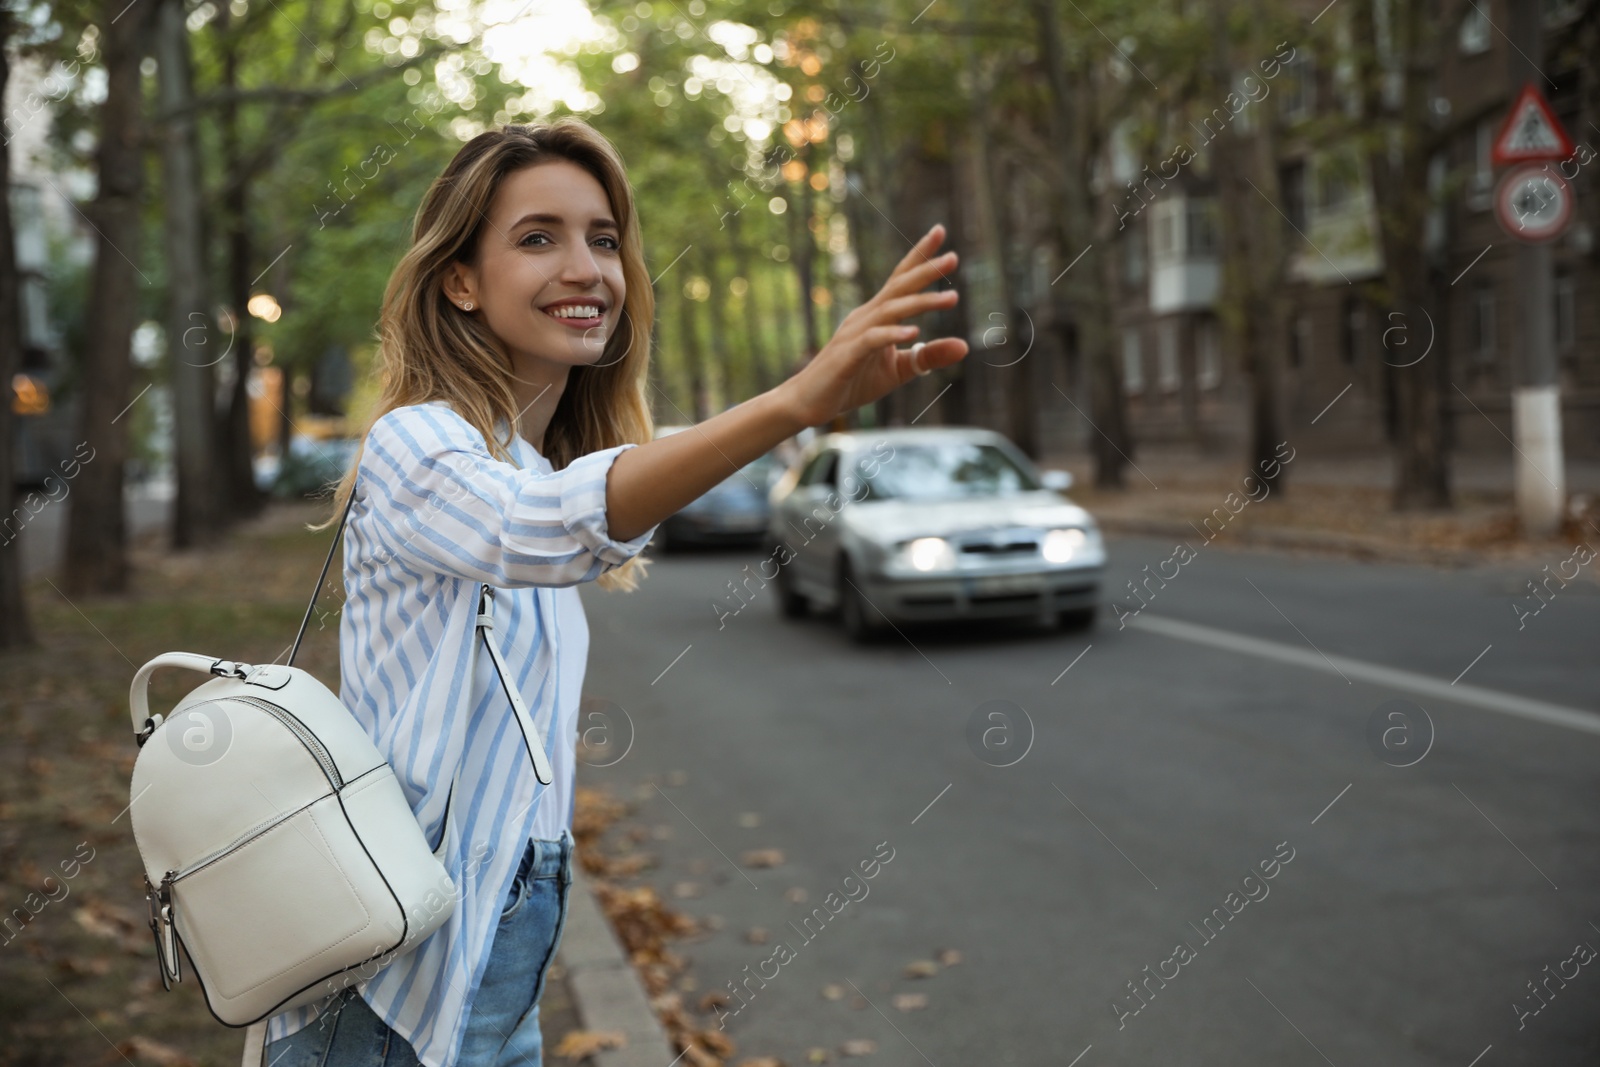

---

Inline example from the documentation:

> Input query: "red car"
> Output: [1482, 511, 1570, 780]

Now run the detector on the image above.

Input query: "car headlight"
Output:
[896, 536, 957, 572]
[1042, 527, 1088, 563]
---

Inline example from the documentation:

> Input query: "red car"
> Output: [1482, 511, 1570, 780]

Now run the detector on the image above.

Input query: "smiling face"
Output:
[445, 158, 626, 378]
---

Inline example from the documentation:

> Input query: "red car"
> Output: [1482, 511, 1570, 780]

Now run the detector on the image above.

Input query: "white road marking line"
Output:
[1127, 613, 1600, 737]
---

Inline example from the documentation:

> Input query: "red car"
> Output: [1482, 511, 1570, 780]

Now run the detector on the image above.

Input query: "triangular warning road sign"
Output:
[1492, 83, 1575, 165]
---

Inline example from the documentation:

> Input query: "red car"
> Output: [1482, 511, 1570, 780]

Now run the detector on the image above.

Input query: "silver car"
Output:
[765, 427, 1105, 640]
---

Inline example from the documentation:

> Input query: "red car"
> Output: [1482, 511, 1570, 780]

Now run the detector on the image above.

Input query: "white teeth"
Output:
[547, 305, 602, 318]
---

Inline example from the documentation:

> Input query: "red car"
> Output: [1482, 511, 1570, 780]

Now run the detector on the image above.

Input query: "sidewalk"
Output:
[1039, 445, 1600, 567]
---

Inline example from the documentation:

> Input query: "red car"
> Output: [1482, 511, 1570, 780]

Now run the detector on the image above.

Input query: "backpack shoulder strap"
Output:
[287, 489, 356, 668]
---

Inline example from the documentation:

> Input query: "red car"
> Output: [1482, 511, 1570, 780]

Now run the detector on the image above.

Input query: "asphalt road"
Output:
[572, 533, 1600, 1067]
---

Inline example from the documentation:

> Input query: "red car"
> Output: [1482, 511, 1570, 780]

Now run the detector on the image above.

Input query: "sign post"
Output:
[1493, 16, 1574, 537]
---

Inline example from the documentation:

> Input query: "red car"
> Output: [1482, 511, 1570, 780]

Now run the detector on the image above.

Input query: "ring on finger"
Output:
[911, 342, 931, 377]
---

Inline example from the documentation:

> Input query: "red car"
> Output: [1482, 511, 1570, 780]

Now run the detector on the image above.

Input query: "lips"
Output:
[540, 300, 607, 329]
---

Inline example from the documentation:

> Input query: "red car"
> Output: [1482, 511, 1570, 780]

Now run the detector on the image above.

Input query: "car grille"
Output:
[958, 534, 1038, 555]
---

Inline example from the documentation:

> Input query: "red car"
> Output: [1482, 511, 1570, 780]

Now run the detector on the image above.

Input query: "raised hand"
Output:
[779, 224, 968, 427]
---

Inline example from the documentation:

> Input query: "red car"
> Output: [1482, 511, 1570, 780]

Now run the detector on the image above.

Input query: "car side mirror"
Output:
[1040, 469, 1073, 492]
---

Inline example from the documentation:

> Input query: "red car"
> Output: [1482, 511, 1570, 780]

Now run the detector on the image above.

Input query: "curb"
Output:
[554, 864, 677, 1067]
[1096, 514, 1504, 568]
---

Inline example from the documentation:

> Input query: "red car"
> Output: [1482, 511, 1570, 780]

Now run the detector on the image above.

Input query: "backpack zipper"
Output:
[228, 694, 343, 789]
[162, 693, 343, 790]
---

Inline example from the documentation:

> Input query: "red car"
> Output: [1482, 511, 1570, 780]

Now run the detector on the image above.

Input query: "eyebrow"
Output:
[508, 212, 619, 231]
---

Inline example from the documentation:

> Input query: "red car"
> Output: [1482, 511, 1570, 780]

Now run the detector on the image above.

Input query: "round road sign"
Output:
[1495, 164, 1574, 244]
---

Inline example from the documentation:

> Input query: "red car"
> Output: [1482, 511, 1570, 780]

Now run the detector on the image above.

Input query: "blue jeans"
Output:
[265, 830, 574, 1067]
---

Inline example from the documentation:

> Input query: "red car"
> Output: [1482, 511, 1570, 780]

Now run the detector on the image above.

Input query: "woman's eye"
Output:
[518, 233, 618, 250]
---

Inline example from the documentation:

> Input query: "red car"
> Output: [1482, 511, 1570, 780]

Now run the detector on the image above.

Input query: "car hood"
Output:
[841, 492, 1096, 544]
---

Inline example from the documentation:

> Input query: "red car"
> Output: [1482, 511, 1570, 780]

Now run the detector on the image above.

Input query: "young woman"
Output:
[259, 118, 966, 1067]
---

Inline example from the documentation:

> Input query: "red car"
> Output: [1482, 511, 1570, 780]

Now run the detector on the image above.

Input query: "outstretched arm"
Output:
[605, 224, 968, 543]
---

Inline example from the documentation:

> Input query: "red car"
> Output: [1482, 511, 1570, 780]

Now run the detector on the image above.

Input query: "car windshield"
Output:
[845, 442, 1040, 501]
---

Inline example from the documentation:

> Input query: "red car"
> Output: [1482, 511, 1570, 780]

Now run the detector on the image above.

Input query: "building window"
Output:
[1459, 4, 1491, 53]
[1280, 54, 1314, 122]
[1471, 280, 1496, 362]
[1122, 327, 1144, 394]
[1470, 119, 1494, 210]
[1196, 318, 1221, 390]
[1185, 199, 1218, 256]
[1341, 297, 1364, 365]
[1279, 162, 1307, 232]
[1554, 269, 1575, 351]
[1152, 204, 1177, 259]
[1122, 219, 1146, 284]
[1317, 155, 1354, 211]
[1157, 319, 1181, 392]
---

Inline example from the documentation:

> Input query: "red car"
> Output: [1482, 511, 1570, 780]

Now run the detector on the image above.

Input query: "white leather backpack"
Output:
[126, 493, 554, 1036]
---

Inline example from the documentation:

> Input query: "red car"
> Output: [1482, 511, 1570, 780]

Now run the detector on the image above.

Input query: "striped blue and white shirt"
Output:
[262, 400, 656, 1067]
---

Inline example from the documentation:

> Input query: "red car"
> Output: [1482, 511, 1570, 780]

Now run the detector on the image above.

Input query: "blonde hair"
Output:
[321, 119, 654, 592]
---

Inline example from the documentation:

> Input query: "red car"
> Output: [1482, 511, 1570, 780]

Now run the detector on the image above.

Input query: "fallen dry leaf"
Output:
[902, 959, 938, 979]
[54, 955, 113, 978]
[673, 881, 702, 898]
[74, 901, 148, 952]
[738, 812, 761, 828]
[698, 1031, 737, 1056]
[553, 1030, 627, 1058]
[821, 983, 846, 1001]
[741, 849, 785, 868]
[840, 1039, 878, 1057]
[737, 1059, 784, 1067]
[785, 886, 808, 903]
[892, 993, 928, 1011]
[937, 948, 962, 966]
[745, 927, 769, 944]
[104, 1035, 196, 1067]
[806, 1048, 832, 1063]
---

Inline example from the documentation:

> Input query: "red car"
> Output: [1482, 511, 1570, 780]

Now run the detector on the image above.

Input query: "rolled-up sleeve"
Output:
[359, 403, 657, 588]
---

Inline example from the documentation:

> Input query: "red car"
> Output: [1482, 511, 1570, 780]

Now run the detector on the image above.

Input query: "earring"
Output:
[462, 301, 474, 311]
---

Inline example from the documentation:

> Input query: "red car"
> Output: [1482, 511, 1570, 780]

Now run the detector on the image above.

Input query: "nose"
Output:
[558, 237, 604, 288]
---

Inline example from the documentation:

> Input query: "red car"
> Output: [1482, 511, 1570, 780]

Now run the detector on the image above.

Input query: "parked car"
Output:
[272, 436, 361, 498]
[649, 425, 784, 551]
[765, 427, 1104, 640]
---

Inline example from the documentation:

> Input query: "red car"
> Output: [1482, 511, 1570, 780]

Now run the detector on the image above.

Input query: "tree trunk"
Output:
[1033, 0, 1130, 488]
[772, 259, 800, 384]
[63, 0, 153, 596]
[156, 0, 222, 549]
[674, 273, 708, 422]
[853, 77, 905, 428]
[790, 163, 818, 360]
[0, 11, 36, 646]
[724, 210, 770, 396]
[697, 244, 731, 409]
[1211, 0, 1288, 489]
[277, 364, 294, 460]
[1356, 0, 1451, 510]
[217, 15, 263, 520]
